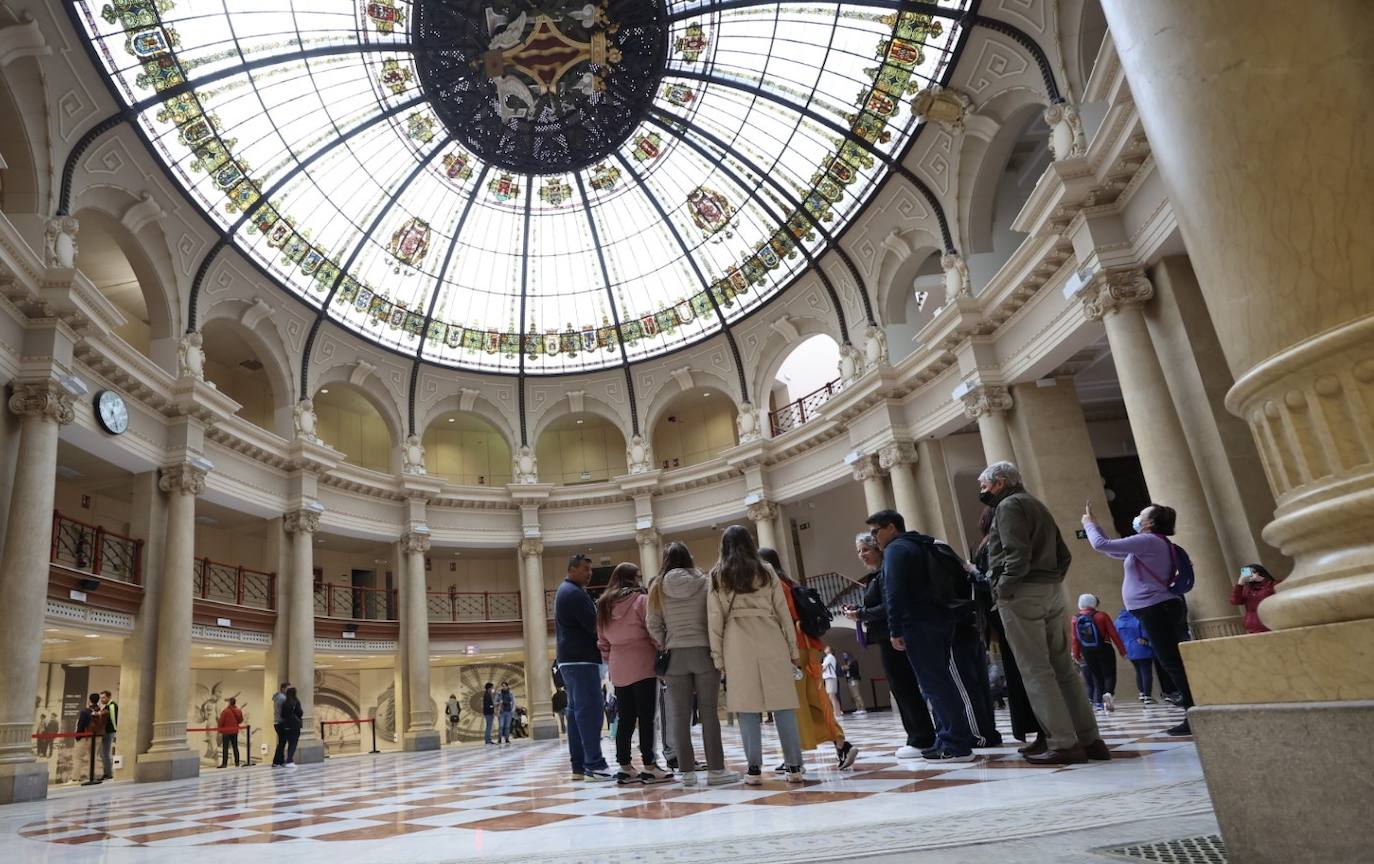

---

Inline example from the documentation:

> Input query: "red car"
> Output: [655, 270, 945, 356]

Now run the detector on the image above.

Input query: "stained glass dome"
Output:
[73, 0, 966, 373]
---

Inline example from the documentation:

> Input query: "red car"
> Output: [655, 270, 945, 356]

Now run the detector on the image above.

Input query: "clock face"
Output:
[95, 390, 128, 435]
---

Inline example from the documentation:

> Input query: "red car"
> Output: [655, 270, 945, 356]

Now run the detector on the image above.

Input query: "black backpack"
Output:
[916, 536, 975, 609]
[791, 583, 833, 639]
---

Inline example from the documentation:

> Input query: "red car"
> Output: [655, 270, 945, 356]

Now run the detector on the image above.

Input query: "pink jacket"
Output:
[597, 591, 657, 687]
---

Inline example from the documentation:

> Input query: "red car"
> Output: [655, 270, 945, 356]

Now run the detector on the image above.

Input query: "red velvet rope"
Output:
[319, 718, 375, 726]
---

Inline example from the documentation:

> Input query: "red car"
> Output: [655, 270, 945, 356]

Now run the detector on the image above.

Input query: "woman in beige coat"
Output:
[708, 525, 804, 784]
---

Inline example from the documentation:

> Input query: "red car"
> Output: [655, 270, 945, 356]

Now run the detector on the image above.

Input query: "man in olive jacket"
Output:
[980, 461, 1107, 765]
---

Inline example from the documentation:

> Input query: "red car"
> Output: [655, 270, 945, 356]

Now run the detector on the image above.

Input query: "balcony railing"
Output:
[193, 558, 275, 610]
[50, 511, 143, 585]
[803, 571, 866, 614]
[315, 582, 397, 621]
[769, 378, 843, 437]
[426, 591, 521, 622]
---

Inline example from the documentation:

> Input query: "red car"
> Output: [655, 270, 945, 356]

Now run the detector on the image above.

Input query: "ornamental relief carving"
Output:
[283, 508, 321, 535]
[8, 384, 75, 424]
[159, 463, 208, 497]
[960, 384, 1013, 420]
[1082, 269, 1154, 321]
[400, 529, 431, 555]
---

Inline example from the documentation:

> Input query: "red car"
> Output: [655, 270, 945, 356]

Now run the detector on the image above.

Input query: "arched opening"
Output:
[964, 104, 1052, 290]
[650, 388, 738, 470]
[767, 334, 841, 435]
[535, 412, 627, 484]
[73, 208, 176, 363]
[313, 384, 395, 473]
[422, 411, 513, 486]
[0, 76, 39, 213]
[200, 319, 285, 435]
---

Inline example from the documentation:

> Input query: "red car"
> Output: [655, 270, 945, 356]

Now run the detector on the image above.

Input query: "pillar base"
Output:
[293, 739, 325, 764]
[402, 729, 441, 752]
[529, 717, 560, 741]
[0, 760, 48, 804]
[134, 748, 200, 783]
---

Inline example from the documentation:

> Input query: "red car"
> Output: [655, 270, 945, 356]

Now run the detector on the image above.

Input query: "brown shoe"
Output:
[1017, 735, 1047, 756]
[1025, 746, 1088, 765]
[1083, 739, 1112, 761]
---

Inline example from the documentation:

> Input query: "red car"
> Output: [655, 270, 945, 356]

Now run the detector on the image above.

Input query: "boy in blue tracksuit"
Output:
[1115, 608, 1156, 703]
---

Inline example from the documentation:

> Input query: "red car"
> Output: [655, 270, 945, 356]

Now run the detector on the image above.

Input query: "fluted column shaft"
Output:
[0, 385, 72, 802]
[519, 539, 557, 739]
[401, 529, 439, 750]
[283, 508, 324, 761]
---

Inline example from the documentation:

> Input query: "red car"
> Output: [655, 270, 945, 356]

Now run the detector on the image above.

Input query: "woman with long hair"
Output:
[708, 526, 804, 784]
[973, 506, 1043, 751]
[281, 686, 303, 768]
[646, 541, 738, 786]
[759, 547, 859, 772]
[596, 562, 672, 784]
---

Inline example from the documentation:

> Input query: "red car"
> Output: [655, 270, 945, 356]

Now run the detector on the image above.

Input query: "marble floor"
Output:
[3, 704, 1213, 863]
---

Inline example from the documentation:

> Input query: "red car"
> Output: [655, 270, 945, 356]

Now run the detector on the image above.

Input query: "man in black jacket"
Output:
[866, 510, 978, 762]
[554, 554, 613, 781]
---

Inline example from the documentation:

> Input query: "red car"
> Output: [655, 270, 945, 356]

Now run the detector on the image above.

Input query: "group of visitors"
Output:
[271, 681, 303, 768]
[481, 681, 517, 744]
[73, 690, 118, 781]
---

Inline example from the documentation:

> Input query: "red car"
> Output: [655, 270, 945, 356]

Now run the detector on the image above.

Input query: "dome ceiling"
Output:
[74, 0, 966, 373]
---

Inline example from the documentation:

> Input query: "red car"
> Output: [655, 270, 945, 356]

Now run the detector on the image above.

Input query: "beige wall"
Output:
[314, 387, 392, 472]
[535, 417, 627, 484]
[651, 395, 737, 469]
[193, 522, 270, 571]
[53, 480, 130, 536]
[204, 356, 274, 431]
[422, 414, 512, 486]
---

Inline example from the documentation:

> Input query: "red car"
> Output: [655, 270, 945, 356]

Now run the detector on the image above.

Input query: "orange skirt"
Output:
[793, 644, 844, 750]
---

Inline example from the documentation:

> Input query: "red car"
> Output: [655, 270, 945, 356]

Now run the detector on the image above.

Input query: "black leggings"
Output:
[614, 677, 658, 768]
[879, 638, 935, 749]
[1082, 646, 1118, 700]
[1132, 599, 1193, 708]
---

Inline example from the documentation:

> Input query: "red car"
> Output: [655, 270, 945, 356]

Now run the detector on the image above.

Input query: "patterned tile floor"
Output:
[3, 704, 1211, 863]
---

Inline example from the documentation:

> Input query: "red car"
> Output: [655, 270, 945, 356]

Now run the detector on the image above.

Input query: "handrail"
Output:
[803, 570, 867, 611]
[426, 590, 522, 622]
[50, 510, 144, 586]
[315, 581, 397, 621]
[193, 556, 275, 610]
[769, 377, 844, 436]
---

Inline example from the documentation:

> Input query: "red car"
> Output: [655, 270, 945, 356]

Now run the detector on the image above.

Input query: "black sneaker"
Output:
[923, 750, 976, 764]
[615, 769, 640, 785]
[666, 757, 679, 770]
[837, 741, 858, 770]
[745, 765, 762, 786]
[1166, 720, 1192, 736]
[920, 746, 941, 759]
[774, 761, 787, 773]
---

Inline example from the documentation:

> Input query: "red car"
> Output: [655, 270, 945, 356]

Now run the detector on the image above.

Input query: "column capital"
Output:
[400, 528, 431, 554]
[519, 537, 544, 558]
[7, 382, 74, 425]
[1083, 268, 1154, 321]
[960, 384, 1013, 420]
[745, 499, 779, 523]
[283, 508, 321, 535]
[850, 454, 885, 483]
[878, 441, 918, 470]
[635, 527, 661, 547]
[158, 462, 208, 497]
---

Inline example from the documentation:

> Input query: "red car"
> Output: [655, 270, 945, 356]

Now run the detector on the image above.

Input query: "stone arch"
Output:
[874, 230, 942, 327]
[417, 391, 518, 455]
[960, 96, 1049, 256]
[641, 366, 740, 439]
[309, 370, 405, 471]
[528, 391, 628, 448]
[649, 385, 740, 470]
[1060, 0, 1109, 103]
[0, 64, 44, 213]
[419, 407, 514, 487]
[750, 316, 841, 410]
[198, 304, 296, 437]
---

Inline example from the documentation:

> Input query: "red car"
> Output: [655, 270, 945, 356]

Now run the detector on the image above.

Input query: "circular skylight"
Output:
[73, 0, 966, 373]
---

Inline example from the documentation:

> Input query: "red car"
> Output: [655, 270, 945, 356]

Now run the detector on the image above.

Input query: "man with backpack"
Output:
[1070, 594, 1127, 712]
[866, 509, 979, 763]
[979, 461, 1109, 765]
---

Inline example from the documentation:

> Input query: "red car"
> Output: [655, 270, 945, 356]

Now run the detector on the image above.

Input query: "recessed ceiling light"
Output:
[203, 652, 230, 658]
[447, 417, 455, 422]
[703, 392, 710, 397]
[83, 634, 100, 639]
[42, 638, 72, 645]
[316, 664, 332, 669]
[320, 388, 329, 394]
[576, 419, 583, 424]
[67, 656, 102, 662]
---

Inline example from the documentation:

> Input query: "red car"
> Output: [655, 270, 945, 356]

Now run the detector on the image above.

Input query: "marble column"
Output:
[118, 472, 168, 780]
[1083, 269, 1236, 634]
[283, 508, 324, 763]
[915, 438, 967, 553]
[879, 442, 924, 531]
[1101, 5, 1374, 859]
[851, 456, 891, 516]
[0, 384, 72, 803]
[961, 385, 1016, 466]
[135, 461, 208, 783]
[636, 528, 662, 583]
[519, 538, 557, 739]
[746, 500, 780, 551]
[400, 529, 440, 751]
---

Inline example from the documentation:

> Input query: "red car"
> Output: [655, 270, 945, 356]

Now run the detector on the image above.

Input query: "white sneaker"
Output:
[680, 771, 697, 787]
[1103, 693, 1116, 713]
[638, 764, 674, 784]
[895, 745, 922, 759]
[855, 709, 868, 716]
[706, 769, 740, 786]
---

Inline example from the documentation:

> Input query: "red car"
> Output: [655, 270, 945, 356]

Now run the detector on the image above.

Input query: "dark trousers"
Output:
[952, 621, 1000, 745]
[899, 615, 976, 755]
[272, 722, 286, 765]
[1132, 659, 1154, 696]
[1156, 659, 1178, 696]
[1082, 646, 1118, 701]
[990, 610, 1042, 741]
[562, 663, 609, 774]
[878, 638, 935, 749]
[284, 727, 300, 763]
[220, 733, 240, 767]
[614, 677, 658, 767]
[1132, 599, 1194, 708]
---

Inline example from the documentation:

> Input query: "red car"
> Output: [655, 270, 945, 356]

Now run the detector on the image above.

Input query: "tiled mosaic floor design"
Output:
[13, 704, 1193, 849]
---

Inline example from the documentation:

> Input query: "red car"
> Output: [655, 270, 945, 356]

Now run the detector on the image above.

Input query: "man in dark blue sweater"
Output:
[554, 553, 613, 781]
[866, 509, 978, 763]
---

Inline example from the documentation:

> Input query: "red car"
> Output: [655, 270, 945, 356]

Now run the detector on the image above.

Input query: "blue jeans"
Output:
[484, 713, 494, 744]
[900, 613, 977, 756]
[499, 711, 513, 741]
[560, 663, 608, 774]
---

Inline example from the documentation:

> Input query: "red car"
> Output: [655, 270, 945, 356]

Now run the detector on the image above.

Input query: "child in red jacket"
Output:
[1071, 594, 1127, 712]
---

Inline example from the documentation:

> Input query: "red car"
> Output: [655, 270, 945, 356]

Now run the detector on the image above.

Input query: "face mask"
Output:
[1131, 516, 1145, 533]
[978, 490, 996, 507]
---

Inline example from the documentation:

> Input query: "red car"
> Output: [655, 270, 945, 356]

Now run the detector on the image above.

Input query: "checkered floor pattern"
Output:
[18, 704, 1190, 847]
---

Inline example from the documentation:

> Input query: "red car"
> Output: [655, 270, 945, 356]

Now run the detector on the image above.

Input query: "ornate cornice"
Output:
[8, 382, 74, 424]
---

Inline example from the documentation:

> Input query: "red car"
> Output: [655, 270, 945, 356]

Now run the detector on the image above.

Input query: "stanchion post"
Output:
[245, 725, 252, 767]
[320, 722, 327, 759]
[81, 732, 101, 786]
[370, 717, 378, 754]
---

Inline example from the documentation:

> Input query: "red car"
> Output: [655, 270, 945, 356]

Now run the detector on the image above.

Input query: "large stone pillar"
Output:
[1101, 4, 1374, 860]
[915, 438, 967, 553]
[261, 517, 289, 739]
[135, 461, 208, 783]
[0, 382, 73, 803]
[1082, 269, 1236, 635]
[637, 528, 662, 583]
[282, 508, 324, 763]
[118, 472, 168, 780]
[519, 538, 557, 739]
[879, 442, 924, 530]
[746, 500, 780, 551]
[401, 529, 439, 751]
[851, 456, 891, 516]
[961, 385, 1016, 465]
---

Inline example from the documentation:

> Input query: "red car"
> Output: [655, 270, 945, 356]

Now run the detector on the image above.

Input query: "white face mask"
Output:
[1131, 516, 1144, 533]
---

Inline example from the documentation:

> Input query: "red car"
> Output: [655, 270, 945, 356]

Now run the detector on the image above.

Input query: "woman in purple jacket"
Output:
[1082, 501, 1193, 736]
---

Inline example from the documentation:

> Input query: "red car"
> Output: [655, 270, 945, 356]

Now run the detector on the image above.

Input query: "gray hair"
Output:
[978, 460, 1022, 488]
[855, 532, 881, 551]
